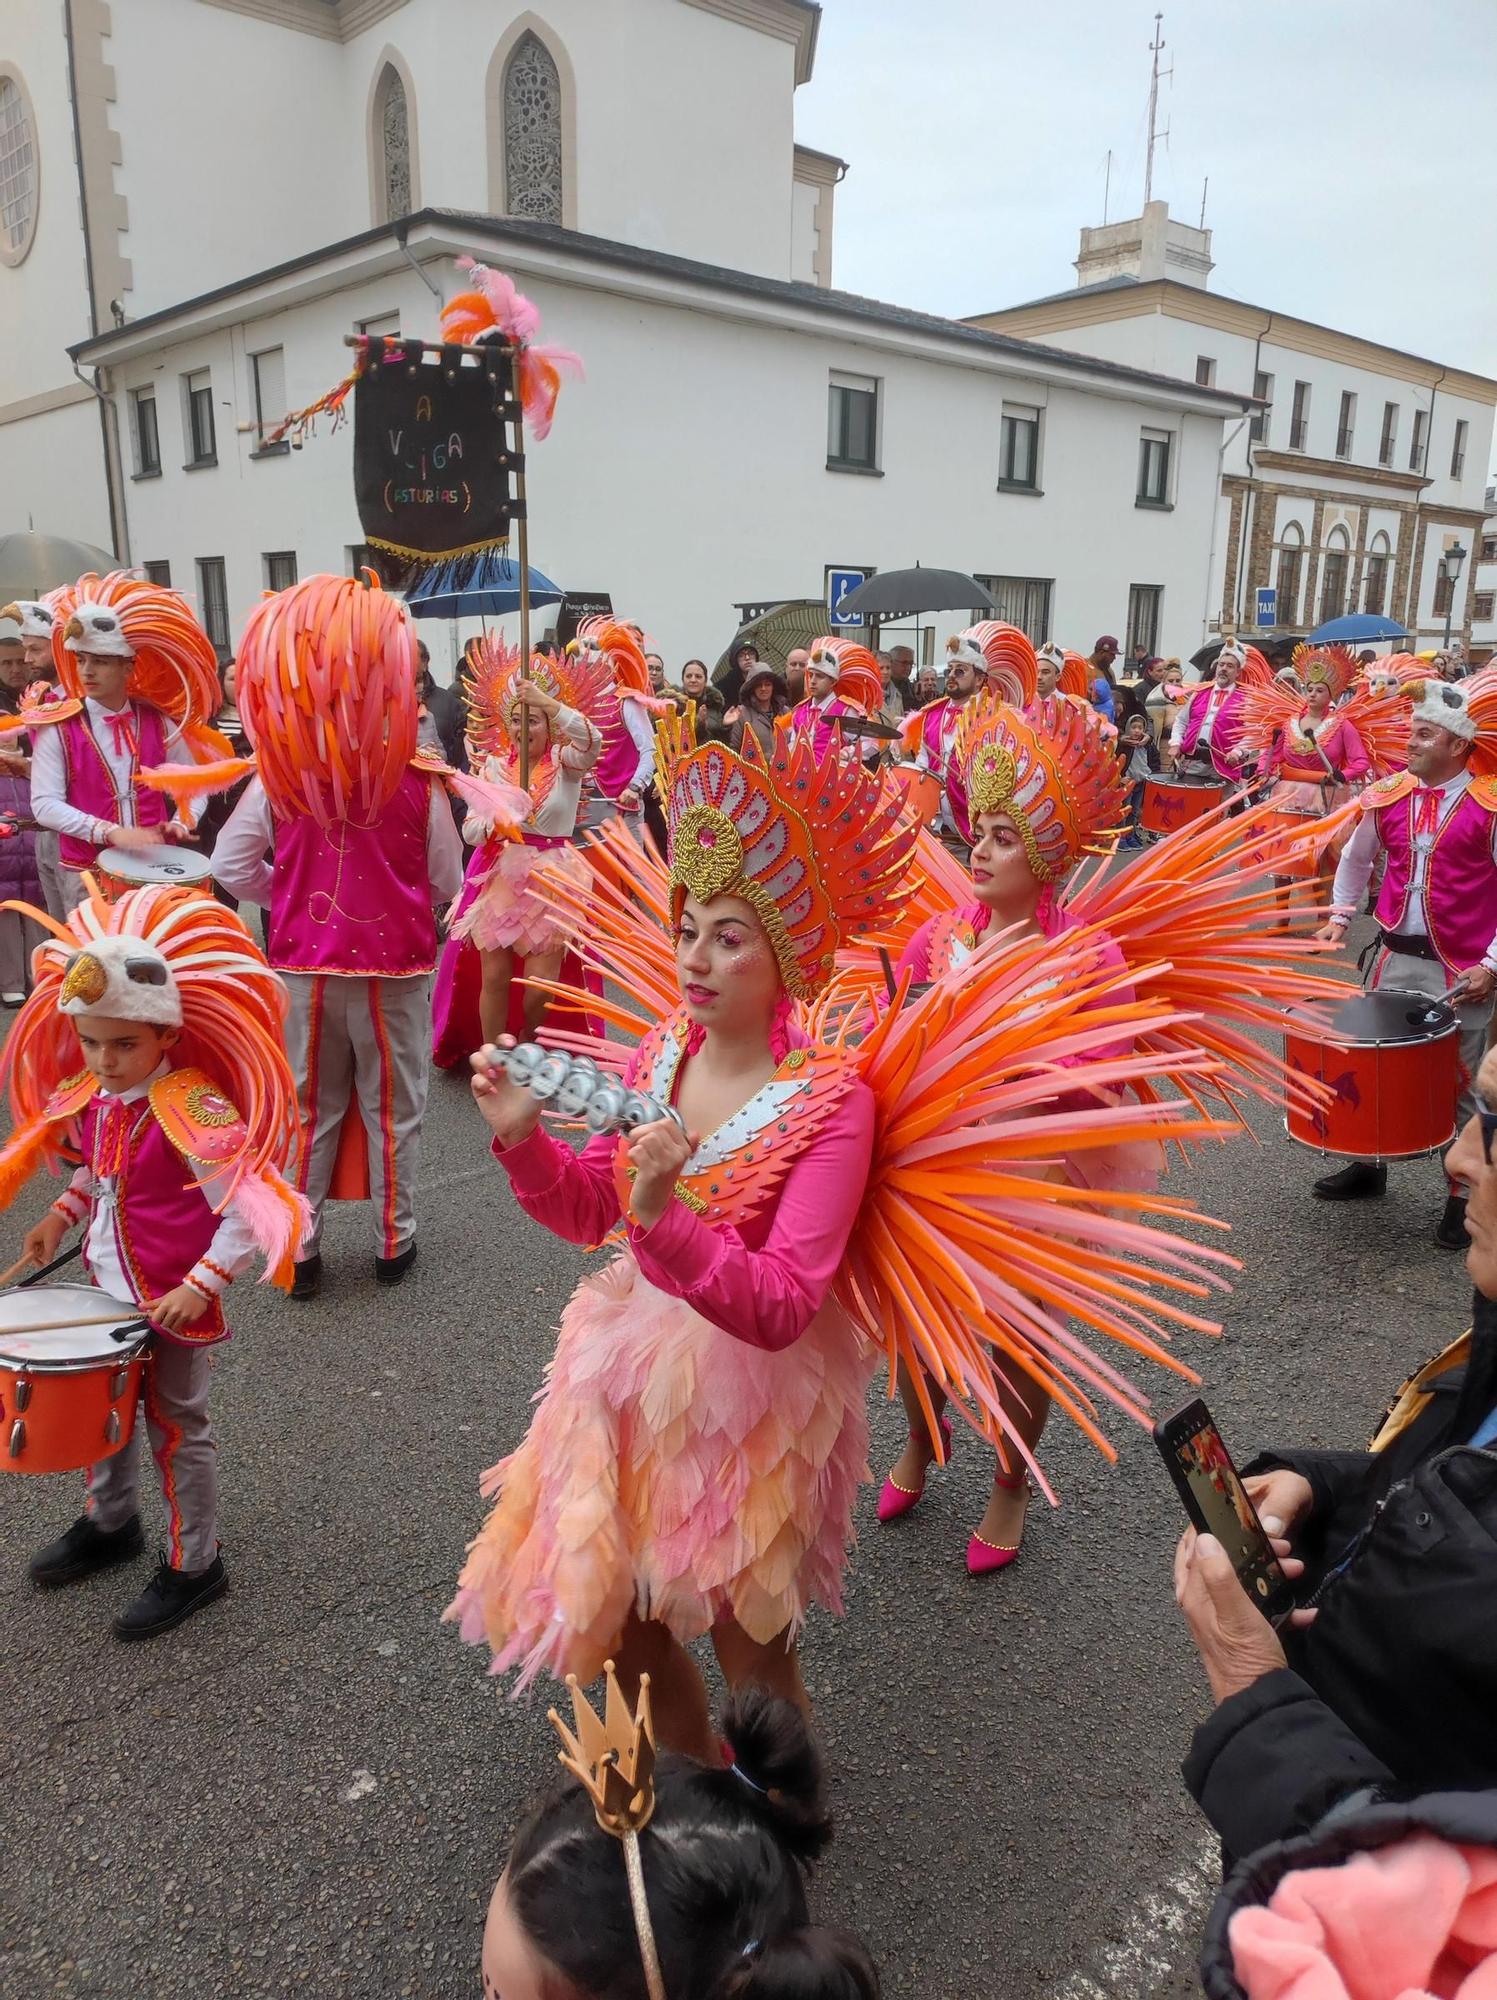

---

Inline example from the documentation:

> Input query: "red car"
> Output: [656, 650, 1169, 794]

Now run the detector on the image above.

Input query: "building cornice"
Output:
[69, 210, 1252, 421]
[969, 277, 1497, 404]
[792, 142, 845, 186]
[1250, 450, 1432, 494]
[192, 0, 410, 38]
[677, 0, 819, 84]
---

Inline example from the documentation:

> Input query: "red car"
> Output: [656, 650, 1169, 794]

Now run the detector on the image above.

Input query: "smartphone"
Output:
[1154, 1398, 1296, 1622]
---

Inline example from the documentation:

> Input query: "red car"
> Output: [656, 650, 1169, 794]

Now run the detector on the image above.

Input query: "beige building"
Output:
[970, 202, 1497, 655]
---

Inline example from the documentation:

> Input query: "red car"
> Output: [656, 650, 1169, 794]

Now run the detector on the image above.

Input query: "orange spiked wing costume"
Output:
[0, 884, 309, 1286]
[463, 631, 617, 823]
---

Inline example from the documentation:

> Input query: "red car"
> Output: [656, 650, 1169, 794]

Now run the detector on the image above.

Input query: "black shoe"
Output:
[29, 1512, 144, 1587]
[1435, 1193, 1470, 1251]
[113, 1551, 228, 1640]
[290, 1253, 323, 1300]
[1313, 1162, 1388, 1201]
[375, 1241, 417, 1283]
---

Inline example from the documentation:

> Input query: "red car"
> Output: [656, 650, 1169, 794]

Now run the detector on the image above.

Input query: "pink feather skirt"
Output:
[446, 1256, 874, 1693]
[450, 840, 589, 957]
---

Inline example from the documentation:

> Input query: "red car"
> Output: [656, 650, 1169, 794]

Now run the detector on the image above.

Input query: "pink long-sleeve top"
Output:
[491, 1074, 875, 1354]
[1263, 713, 1371, 785]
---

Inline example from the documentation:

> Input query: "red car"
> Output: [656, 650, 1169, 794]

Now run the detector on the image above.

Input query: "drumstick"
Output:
[0, 1252, 39, 1289]
[0, 1307, 152, 1336]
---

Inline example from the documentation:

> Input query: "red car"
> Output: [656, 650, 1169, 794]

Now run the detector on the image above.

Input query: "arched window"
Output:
[0, 66, 40, 267]
[1273, 520, 1305, 627]
[502, 32, 563, 222]
[376, 64, 411, 222]
[1319, 525, 1351, 625]
[1364, 530, 1392, 617]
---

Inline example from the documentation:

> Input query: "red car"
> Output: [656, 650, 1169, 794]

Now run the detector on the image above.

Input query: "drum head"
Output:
[0, 1286, 143, 1366]
[1309, 987, 1458, 1045]
[98, 846, 213, 889]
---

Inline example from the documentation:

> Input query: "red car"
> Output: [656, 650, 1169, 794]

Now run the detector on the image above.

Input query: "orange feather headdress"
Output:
[946, 623, 1039, 707]
[665, 719, 919, 998]
[463, 632, 617, 805]
[1289, 642, 1359, 702]
[955, 694, 1127, 883]
[1037, 644, 1093, 699]
[569, 616, 654, 702]
[0, 884, 309, 1285]
[806, 635, 883, 715]
[439, 257, 583, 442]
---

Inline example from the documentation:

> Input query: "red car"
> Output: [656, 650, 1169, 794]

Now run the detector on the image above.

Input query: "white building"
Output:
[1473, 488, 1496, 665]
[2, 2, 1248, 667]
[970, 202, 1497, 658]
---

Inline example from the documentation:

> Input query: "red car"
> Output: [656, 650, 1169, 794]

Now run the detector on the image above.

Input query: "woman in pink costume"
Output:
[876, 692, 1345, 1575]
[448, 637, 606, 1043]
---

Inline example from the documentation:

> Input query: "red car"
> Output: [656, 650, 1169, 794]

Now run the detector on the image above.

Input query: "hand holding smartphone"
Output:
[1154, 1398, 1297, 1623]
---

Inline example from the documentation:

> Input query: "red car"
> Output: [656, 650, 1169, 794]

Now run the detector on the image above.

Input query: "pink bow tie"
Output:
[103, 709, 137, 759]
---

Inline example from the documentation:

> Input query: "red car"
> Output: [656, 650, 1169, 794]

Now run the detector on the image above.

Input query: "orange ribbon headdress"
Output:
[570, 616, 654, 702]
[946, 623, 1039, 707]
[1289, 642, 1358, 702]
[0, 884, 309, 1283]
[806, 635, 884, 715]
[1035, 643, 1093, 699]
[440, 257, 583, 442]
[956, 694, 1127, 883]
[666, 724, 919, 998]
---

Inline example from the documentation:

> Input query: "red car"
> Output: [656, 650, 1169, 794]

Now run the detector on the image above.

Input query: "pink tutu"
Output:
[451, 840, 590, 956]
[446, 1257, 874, 1693]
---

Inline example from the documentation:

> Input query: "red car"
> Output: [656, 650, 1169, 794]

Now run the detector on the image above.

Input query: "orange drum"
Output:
[0, 1286, 148, 1475]
[1140, 777, 1226, 836]
[892, 763, 941, 829]
[1240, 808, 1321, 880]
[1284, 989, 1460, 1161]
[96, 845, 215, 905]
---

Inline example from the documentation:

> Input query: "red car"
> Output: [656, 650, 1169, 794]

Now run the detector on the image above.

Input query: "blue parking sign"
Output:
[1255, 585, 1277, 629]
[827, 567, 870, 627]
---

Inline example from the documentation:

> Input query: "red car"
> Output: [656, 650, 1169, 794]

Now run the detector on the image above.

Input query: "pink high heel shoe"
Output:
[966, 1471, 1029, 1577]
[876, 1417, 953, 1524]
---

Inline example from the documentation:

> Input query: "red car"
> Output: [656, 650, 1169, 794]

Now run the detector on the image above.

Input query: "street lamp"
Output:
[1443, 540, 1468, 653]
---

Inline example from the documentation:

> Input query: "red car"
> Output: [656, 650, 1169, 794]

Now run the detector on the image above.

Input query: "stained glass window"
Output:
[503, 34, 562, 223]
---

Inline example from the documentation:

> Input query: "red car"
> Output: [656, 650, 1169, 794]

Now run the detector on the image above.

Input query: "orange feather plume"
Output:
[50, 572, 222, 731]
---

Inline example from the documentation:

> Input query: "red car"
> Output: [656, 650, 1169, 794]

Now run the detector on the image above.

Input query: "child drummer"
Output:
[0, 883, 308, 1637]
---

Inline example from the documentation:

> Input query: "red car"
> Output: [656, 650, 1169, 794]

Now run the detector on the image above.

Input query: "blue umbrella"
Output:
[404, 551, 564, 621]
[1307, 612, 1408, 644]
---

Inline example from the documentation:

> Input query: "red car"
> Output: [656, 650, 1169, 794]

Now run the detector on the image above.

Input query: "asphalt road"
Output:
[0, 954, 1474, 2000]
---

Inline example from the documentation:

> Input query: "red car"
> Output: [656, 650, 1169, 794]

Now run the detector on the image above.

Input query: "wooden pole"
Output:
[515, 399, 531, 792]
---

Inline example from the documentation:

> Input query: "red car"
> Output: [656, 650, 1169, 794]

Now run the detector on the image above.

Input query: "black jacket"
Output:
[1183, 1290, 1497, 1861]
[1199, 1788, 1497, 1998]
[420, 678, 468, 774]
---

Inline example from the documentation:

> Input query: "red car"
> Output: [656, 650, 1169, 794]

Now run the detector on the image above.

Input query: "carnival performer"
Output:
[0, 599, 68, 918]
[448, 713, 1277, 1745]
[210, 576, 475, 1299]
[9, 574, 230, 913]
[787, 636, 882, 762]
[0, 883, 307, 1636]
[1170, 641, 1257, 782]
[0, 605, 45, 998]
[1034, 642, 1092, 704]
[575, 618, 659, 833]
[873, 692, 1346, 1573]
[445, 636, 605, 1044]
[900, 623, 1037, 843]
[1314, 673, 1497, 1249]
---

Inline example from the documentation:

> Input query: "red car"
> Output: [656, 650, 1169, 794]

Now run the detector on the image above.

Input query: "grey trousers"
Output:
[0, 906, 44, 995]
[283, 972, 430, 1258]
[56, 867, 88, 915]
[1369, 946, 1494, 1186]
[35, 832, 69, 920]
[86, 1337, 218, 1573]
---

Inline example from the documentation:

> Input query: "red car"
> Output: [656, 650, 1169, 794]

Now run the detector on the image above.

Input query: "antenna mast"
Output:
[1199, 176, 1208, 227]
[1143, 13, 1172, 207]
[1103, 148, 1113, 223]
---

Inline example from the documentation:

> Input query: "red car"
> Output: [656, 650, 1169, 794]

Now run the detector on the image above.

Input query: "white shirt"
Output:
[51, 1061, 258, 1305]
[30, 698, 193, 845]
[1171, 685, 1228, 754]
[466, 702, 600, 842]
[210, 773, 464, 934]
[620, 695, 655, 792]
[1331, 769, 1497, 967]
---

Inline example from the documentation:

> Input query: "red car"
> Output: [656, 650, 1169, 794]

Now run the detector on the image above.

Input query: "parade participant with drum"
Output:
[0, 883, 307, 1636]
[1170, 642, 1255, 782]
[787, 636, 881, 762]
[1315, 676, 1497, 1247]
[901, 623, 1038, 843]
[18, 574, 228, 914]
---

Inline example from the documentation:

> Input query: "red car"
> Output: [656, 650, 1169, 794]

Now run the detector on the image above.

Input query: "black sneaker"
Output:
[1313, 1162, 1388, 1201]
[29, 1513, 144, 1587]
[1435, 1193, 1470, 1251]
[375, 1241, 417, 1284]
[113, 1551, 229, 1640]
[290, 1253, 324, 1301]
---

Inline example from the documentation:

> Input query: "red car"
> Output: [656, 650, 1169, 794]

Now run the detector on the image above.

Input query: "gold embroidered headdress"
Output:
[955, 693, 1127, 884]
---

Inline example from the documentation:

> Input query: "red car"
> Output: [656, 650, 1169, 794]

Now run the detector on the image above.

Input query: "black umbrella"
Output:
[836, 566, 996, 621]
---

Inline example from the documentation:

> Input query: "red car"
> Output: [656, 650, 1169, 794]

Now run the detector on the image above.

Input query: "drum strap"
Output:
[13, 1241, 84, 1289]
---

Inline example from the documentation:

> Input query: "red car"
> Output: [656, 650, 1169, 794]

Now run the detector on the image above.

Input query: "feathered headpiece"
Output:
[955, 694, 1127, 883]
[1035, 643, 1093, 699]
[947, 623, 1039, 707]
[666, 722, 919, 998]
[806, 634, 883, 715]
[463, 632, 615, 803]
[0, 599, 53, 642]
[1289, 642, 1358, 701]
[439, 258, 584, 442]
[0, 884, 309, 1285]
[568, 616, 654, 702]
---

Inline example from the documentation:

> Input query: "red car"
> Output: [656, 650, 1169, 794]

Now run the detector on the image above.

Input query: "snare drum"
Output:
[96, 845, 215, 905]
[891, 764, 941, 829]
[1284, 988, 1460, 1161]
[0, 1286, 147, 1475]
[1239, 808, 1321, 881]
[1139, 778, 1226, 836]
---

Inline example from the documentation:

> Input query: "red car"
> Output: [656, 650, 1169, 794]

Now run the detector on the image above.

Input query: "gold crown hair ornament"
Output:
[549, 1662, 667, 2000]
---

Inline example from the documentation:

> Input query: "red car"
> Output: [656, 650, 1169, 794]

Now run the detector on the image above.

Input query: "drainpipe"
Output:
[1407, 366, 1448, 643]
[396, 217, 443, 303]
[72, 359, 131, 566]
[1203, 415, 1248, 646]
[64, 0, 127, 561]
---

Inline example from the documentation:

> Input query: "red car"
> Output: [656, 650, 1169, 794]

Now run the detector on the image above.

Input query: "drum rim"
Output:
[97, 846, 213, 882]
[1284, 986, 1461, 1046]
[0, 1337, 147, 1376]
[0, 1284, 147, 1370]
[1281, 1114, 1458, 1162]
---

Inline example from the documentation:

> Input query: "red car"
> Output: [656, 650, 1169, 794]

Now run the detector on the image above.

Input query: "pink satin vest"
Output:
[919, 700, 971, 840]
[1375, 787, 1497, 975]
[80, 1094, 225, 1345]
[594, 694, 646, 801]
[56, 704, 170, 870]
[789, 695, 854, 761]
[1177, 685, 1244, 777]
[267, 766, 438, 976]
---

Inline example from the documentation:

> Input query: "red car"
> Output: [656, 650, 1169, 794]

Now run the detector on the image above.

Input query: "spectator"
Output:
[887, 644, 916, 714]
[1089, 634, 1120, 722]
[0, 609, 44, 1002]
[1115, 712, 1161, 846]
[1115, 655, 1166, 731]
[723, 661, 790, 757]
[1174, 1041, 1497, 1867]
[915, 664, 941, 705]
[784, 646, 810, 706]
[535, 633, 561, 661]
[484, 1686, 879, 2000]
[1128, 641, 1150, 678]
[645, 651, 674, 700]
[1145, 659, 1187, 752]
[680, 657, 726, 738]
[416, 640, 468, 773]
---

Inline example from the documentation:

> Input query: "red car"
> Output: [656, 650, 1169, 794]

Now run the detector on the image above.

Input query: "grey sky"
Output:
[798, 0, 1497, 387]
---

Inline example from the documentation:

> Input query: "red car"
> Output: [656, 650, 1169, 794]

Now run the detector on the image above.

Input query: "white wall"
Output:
[99, 259, 1229, 670]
